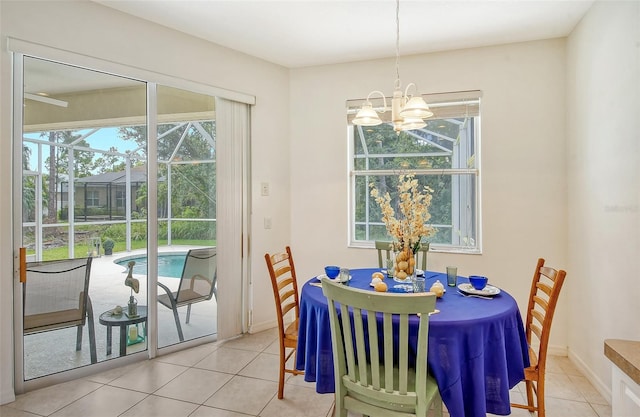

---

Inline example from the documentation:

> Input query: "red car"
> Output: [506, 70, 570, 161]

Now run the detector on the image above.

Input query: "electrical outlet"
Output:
[261, 182, 269, 196]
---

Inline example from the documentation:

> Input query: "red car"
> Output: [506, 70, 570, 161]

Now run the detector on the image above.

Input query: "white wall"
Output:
[0, 0, 290, 404]
[289, 39, 568, 340]
[566, 0, 640, 400]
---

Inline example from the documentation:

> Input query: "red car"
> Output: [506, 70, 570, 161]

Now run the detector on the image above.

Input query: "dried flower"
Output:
[370, 174, 436, 253]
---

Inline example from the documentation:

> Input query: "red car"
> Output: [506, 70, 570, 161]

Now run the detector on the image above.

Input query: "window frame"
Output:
[347, 91, 482, 254]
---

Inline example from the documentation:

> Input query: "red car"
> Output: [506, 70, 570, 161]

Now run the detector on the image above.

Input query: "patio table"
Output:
[99, 306, 147, 356]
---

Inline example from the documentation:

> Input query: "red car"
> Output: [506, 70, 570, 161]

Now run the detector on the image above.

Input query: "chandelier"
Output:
[352, 0, 433, 132]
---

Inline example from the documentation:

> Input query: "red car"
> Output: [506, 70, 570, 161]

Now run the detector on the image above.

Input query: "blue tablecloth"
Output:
[295, 268, 530, 417]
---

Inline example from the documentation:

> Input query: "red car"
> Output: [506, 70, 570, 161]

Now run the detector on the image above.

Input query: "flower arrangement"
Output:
[370, 173, 436, 254]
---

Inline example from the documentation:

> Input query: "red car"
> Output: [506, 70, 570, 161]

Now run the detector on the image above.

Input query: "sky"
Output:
[23, 127, 142, 173]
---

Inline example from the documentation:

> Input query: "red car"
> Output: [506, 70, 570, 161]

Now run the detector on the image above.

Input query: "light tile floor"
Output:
[3, 328, 611, 417]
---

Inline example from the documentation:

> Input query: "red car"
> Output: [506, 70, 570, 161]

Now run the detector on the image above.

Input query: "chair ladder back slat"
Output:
[352, 307, 369, 387]
[270, 251, 289, 265]
[280, 288, 296, 304]
[276, 275, 293, 290]
[327, 298, 346, 375]
[274, 265, 292, 280]
[414, 313, 432, 393]
[383, 313, 394, 393]
[530, 322, 543, 343]
[533, 295, 549, 311]
[281, 301, 296, 317]
[536, 281, 553, 297]
[367, 309, 381, 390]
[341, 303, 357, 382]
[539, 266, 558, 280]
[531, 309, 545, 329]
[398, 314, 409, 394]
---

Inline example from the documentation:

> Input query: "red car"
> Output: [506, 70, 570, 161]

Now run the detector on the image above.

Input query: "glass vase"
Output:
[393, 248, 416, 283]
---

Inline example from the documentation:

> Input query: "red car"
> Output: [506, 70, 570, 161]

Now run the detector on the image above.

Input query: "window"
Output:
[116, 190, 126, 209]
[348, 91, 481, 253]
[86, 190, 99, 207]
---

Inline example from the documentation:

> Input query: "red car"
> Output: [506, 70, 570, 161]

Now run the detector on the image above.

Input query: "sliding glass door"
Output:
[14, 54, 242, 388]
[155, 85, 218, 347]
[20, 56, 149, 380]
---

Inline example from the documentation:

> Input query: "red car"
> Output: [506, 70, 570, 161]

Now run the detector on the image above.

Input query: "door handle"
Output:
[19, 247, 26, 283]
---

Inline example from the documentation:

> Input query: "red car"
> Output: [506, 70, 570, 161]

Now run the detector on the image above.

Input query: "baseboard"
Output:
[567, 348, 612, 405]
[548, 344, 568, 357]
[0, 387, 16, 406]
[249, 319, 277, 334]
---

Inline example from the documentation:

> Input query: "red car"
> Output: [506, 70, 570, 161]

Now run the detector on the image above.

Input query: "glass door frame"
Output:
[11, 40, 254, 393]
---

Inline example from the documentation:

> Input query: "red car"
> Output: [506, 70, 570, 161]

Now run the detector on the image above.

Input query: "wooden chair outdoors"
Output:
[264, 246, 304, 399]
[23, 257, 97, 364]
[375, 240, 429, 270]
[158, 247, 217, 342]
[322, 278, 443, 417]
[511, 258, 567, 417]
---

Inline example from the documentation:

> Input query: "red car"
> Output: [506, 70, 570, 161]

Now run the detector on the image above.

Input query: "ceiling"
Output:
[93, 0, 595, 68]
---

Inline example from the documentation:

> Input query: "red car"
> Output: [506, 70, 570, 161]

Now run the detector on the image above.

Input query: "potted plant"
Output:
[103, 238, 115, 256]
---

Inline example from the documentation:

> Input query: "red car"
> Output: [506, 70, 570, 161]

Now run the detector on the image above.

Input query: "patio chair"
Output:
[157, 247, 217, 342]
[23, 257, 97, 364]
[511, 258, 567, 417]
[264, 246, 304, 399]
[321, 278, 442, 417]
[375, 240, 429, 270]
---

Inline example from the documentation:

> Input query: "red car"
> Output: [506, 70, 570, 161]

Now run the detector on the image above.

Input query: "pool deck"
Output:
[23, 245, 218, 380]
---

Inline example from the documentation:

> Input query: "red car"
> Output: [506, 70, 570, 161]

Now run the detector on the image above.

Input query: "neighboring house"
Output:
[65, 166, 147, 221]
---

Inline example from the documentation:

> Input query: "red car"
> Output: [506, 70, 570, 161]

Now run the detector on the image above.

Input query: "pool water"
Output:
[115, 254, 186, 278]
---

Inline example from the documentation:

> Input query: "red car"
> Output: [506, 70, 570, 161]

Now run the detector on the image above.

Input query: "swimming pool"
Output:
[115, 253, 187, 278]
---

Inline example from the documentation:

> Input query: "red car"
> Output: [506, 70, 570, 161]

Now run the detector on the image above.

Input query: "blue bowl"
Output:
[469, 275, 488, 290]
[325, 266, 340, 279]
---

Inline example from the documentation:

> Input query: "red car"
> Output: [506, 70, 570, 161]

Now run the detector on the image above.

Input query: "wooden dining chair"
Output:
[322, 278, 443, 417]
[375, 240, 429, 270]
[511, 258, 567, 417]
[264, 246, 304, 399]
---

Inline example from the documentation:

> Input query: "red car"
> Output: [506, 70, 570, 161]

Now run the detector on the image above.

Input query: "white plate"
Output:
[457, 283, 501, 297]
[317, 273, 352, 282]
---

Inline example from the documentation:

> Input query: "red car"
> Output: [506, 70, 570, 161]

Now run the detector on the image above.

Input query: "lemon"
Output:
[371, 271, 385, 280]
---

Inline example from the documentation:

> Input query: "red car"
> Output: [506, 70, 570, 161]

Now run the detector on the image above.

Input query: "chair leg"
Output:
[525, 380, 535, 411]
[277, 342, 286, 399]
[433, 395, 443, 417]
[76, 325, 83, 351]
[86, 296, 97, 364]
[537, 379, 545, 417]
[186, 304, 192, 324]
[171, 306, 184, 342]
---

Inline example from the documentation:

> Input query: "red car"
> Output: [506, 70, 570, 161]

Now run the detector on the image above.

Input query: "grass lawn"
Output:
[39, 239, 216, 261]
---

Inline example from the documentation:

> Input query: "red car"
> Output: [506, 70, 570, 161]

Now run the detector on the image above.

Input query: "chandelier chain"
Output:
[395, 0, 401, 90]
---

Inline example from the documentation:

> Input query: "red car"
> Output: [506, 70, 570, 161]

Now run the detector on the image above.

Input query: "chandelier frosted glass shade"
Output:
[352, 102, 383, 126]
[399, 96, 433, 119]
[399, 117, 427, 131]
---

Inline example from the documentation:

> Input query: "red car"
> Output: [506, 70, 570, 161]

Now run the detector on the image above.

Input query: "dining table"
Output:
[295, 268, 530, 417]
